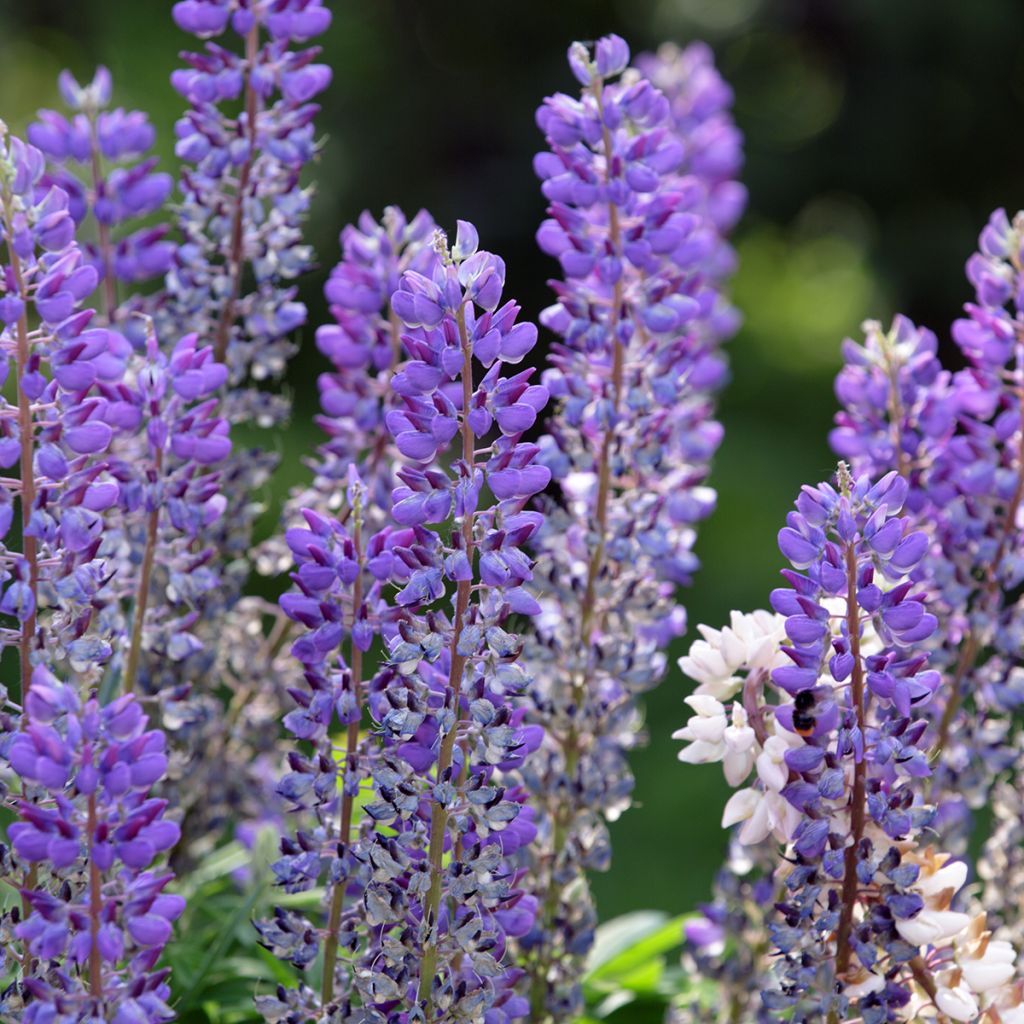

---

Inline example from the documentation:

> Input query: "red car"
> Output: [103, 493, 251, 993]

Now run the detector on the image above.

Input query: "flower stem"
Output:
[86, 110, 117, 321]
[88, 792, 103, 999]
[123, 452, 162, 694]
[321, 514, 364, 1006]
[213, 24, 259, 364]
[833, 541, 867, 982]
[3, 186, 41, 982]
[417, 302, 475, 1015]
[1, 209, 39, 718]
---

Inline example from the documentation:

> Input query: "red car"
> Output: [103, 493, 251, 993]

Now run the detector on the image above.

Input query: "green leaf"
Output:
[585, 911, 689, 982]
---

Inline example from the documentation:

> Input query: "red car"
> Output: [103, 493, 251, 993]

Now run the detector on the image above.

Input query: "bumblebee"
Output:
[793, 689, 816, 737]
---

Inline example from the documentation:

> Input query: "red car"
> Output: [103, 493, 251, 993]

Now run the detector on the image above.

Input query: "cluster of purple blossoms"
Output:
[0, 9, 770, 1024]
[258, 223, 548, 1023]
[257, 206, 440, 578]
[0, 127, 128, 686]
[27, 67, 174, 328]
[125, 0, 335, 859]
[675, 207, 1024, 1024]
[635, 41, 747, 299]
[100, 327, 231, 692]
[829, 212, 1024, 892]
[518, 34, 743, 1018]
[0, 124, 185, 1020]
[676, 467, 1024, 1022]
[6, 670, 182, 1022]
[21, 59, 238, 698]
[168, 0, 329, 388]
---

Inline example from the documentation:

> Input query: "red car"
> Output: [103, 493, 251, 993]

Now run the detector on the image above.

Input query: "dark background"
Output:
[3, 0, 1022, 923]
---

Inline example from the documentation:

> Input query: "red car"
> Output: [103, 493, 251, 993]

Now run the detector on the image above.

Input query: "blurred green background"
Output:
[3, 0, 1023, 933]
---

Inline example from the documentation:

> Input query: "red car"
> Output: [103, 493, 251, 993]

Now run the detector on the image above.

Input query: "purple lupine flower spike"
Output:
[518, 34, 743, 1017]
[0, 126, 129, 695]
[674, 463, 1024, 1019]
[257, 207, 439, 579]
[8, 668, 182, 1020]
[147, 0, 330, 861]
[829, 215, 1024, 902]
[260, 224, 546, 1022]
[29, 67, 174, 328]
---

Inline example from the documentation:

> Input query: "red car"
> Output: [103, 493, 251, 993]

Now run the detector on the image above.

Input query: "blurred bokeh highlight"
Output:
[3, 0, 1023, 923]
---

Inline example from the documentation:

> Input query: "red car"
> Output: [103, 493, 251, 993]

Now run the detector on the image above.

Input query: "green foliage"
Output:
[165, 832, 300, 1024]
[582, 911, 694, 1023]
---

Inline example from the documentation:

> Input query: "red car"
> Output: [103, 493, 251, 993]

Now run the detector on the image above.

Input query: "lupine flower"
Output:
[830, 214, 1024, 911]
[260, 223, 547, 1022]
[675, 465, 1024, 1022]
[6, 668, 182, 1019]
[100, 327, 231, 692]
[0, 127, 127, 690]
[635, 40, 746, 328]
[257, 206, 439, 578]
[28, 67, 174, 326]
[152, 0, 330, 861]
[518, 33, 743, 1018]
[168, 0, 330, 382]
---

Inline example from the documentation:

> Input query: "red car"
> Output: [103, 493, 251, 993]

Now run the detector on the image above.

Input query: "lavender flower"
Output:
[257, 206, 439, 579]
[518, 34, 741, 1018]
[28, 67, 174, 326]
[260, 222, 547, 1022]
[6, 669, 182, 1020]
[0, 126, 129, 692]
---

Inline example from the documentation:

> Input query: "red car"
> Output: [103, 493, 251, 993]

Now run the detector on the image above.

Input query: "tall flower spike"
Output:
[829, 214, 1024, 886]
[373, 222, 547, 1022]
[675, 467, 1023, 1022]
[168, 0, 330, 380]
[155, 0, 330, 861]
[518, 34, 740, 1019]
[257, 206, 439, 578]
[28, 67, 174, 328]
[7, 669, 182, 1021]
[0, 127, 129, 691]
[258, 467, 405, 1019]
[261, 223, 547, 1023]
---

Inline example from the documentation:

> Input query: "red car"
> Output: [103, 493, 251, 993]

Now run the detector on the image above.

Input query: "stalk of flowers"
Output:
[830, 216, 1024, 866]
[261, 222, 547, 1022]
[376, 222, 547, 1020]
[27, 67, 174, 329]
[23, 65, 236, 708]
[0, 126, 130, 692]
[519, 34, 738, 1018]
[166, 0, 331, 594]
[256, 205, 439, 579]
[256, 466, 409, 1020]
[98, 326, 230, 696]
[6, 667, 183, 1021]
[674, 465, 1024, 1022]
[168, 0, 329, 383]
[635, 40, 747, 324]
[146, 0, 330, 857]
